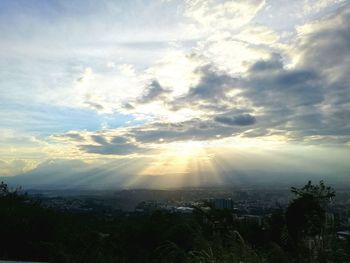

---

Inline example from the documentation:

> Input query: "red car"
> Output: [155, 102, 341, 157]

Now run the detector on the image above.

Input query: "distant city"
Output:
[29, 187, 350, 235]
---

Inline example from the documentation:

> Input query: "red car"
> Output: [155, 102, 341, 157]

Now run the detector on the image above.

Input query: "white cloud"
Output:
[184, 0, 266, 36]
[1, 0, 350, 187]
[0, 159, 37, 176]
[236, 24, 279, 45]
[302, 0, 346, 15]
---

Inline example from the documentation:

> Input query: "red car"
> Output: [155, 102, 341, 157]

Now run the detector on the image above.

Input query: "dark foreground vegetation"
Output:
[0, 181, 349, 262]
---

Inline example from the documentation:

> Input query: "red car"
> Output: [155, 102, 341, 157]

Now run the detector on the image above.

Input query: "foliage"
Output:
[0, 181, 348, 262]
[291, 180, 335, 204]
[286, 181, 341, 262]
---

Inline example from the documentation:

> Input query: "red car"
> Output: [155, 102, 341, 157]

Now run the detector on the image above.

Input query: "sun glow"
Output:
[137, 136, 286, 177]
[138, 141, 208, 176]
[132, 140, 221, 188]
[165, 141, 207, 157]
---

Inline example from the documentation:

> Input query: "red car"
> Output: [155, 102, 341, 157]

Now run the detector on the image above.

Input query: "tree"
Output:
[0, 181, 9, 196]
[286, 181, 335, 261]
[291, 180, 335, 207]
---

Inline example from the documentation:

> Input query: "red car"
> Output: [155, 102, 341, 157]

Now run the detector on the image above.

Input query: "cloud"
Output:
[51, 130, 149, 156]
[91, 135, 109, 145]
[169, 64, 240, 113]
[2, 0, 350, 170]
[155, 6, 350, 145]
[69, 4, 350, 149]
[60, 132, 85, 142]
[137, 80, 171, 104]
[1, 0, 350, 191]
[187, 65, 235, 100]
[214, 114, 256, 126]
[83, 101, 105, 111]
[249, 53, 283, 72]
[184, 0, 266, 35]
[58, 4, 350, 148]
[236, 25, 280, 45]
[81, 135, 145, 155]
[302, 0, 346, 15]
[0, 159, 35, 176]
[126, 117, 257, 144]
[295, 6, 350, 104]
[289, 5, 350, 142]
[245, 59, 323, 108]
[0, 129, 43, 147]
[54, 115, 255, 150]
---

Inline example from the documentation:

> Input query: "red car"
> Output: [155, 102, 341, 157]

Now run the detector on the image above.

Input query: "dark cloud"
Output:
[296, 6, 350, 106]
[111, 136, 129, 144]
[170, 65, 239, 112]
[81, 143, 142, 155]
[123, 102, 135, 110]
[91, 135, 108, 145]
[249, 53, 283, 72]
[297, 8, 350, 75]
[58, 5, 350, 149]
[214, 114, 256, 126]
[287, 6, 350, 142]
[81, 135, 144, 155]
[246, 57, 323, 108]
[187, 65, 235, 100]
[62, 133, 85, 142]
[126, 117, 254, 144]
[84, 101, 105, 111]
[137, 80, 171, 104]
[165, 7, 350, 145]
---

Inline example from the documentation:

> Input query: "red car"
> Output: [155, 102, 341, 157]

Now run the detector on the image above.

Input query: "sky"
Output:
[1, 0, 350, 189]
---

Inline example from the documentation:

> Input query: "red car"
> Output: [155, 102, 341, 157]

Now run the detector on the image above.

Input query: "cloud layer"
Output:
[0, 0, 349, 187]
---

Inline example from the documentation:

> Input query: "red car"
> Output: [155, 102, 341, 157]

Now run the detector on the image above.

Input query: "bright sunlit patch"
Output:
[136, 136, 288, 183]
[164, 140, 207, 157]
[133, 139, 223, 188]
[142, 135, 288, 170]
[138, 140, 211, 177]
[163, 108, 200, 123]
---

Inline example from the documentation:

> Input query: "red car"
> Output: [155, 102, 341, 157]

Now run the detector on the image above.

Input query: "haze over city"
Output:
[1, 0, 350, 189]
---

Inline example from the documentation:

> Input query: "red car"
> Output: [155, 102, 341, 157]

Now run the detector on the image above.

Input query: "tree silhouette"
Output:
[291, 180, 335, 205]
[286, 181, 335, 261]
[0, 181, 9, 196]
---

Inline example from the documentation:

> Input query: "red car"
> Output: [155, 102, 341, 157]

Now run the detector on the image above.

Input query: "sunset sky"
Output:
[1, 0, 350, 188]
